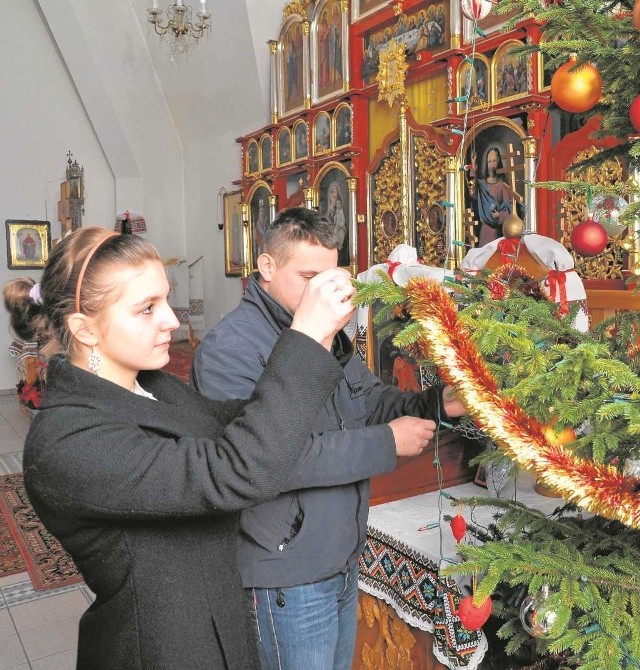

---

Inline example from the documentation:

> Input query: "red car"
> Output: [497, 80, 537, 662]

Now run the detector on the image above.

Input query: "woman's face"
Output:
[89, 260, 179, 389]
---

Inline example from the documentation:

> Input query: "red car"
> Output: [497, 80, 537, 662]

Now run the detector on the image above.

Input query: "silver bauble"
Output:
[623, 450, 640, 478]
[519, 585, 558, 638]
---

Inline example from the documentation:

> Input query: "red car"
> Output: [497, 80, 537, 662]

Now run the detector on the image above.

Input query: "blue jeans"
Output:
[248, 564, 359, 670]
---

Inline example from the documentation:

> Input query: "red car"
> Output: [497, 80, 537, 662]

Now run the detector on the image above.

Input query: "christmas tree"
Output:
[354, 0, 640, 664]
[355, 266, 640, 669]
[499, 0, 640, 240]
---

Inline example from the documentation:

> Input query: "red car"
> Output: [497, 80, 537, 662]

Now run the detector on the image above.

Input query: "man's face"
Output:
[262, 241, 338, 315]
[487, 150, 499, 174]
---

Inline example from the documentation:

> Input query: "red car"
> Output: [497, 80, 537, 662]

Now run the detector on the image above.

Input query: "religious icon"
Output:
[247, 141, 259, 174]
[260, 135, 273, 171]
[318, 167, 350, 267]
[282, 20, 305, 114]
[278, 127, 292, 165]
[463, 119, 525, 247]
[294, 122, 309, 160]
[6, 221, 51, 269]
[335, 105, 352, 147]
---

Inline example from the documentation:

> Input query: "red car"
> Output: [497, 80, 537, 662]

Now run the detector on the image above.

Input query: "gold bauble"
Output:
[502, 211, 524, 238]
[550, 54, 602, 114]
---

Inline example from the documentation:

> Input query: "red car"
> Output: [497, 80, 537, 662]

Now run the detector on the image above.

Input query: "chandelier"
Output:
[147, 0, 211, 60]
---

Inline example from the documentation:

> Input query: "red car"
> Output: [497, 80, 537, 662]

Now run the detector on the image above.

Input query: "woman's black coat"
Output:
[23, 330, 342, 669]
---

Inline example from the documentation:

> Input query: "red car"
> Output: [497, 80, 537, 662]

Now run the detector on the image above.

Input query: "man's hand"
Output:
[442, 385, 466, 418]
[389, 416, 437, 457]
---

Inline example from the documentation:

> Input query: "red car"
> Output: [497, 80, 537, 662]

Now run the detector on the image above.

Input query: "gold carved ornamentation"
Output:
[356, 593, 417, 670]
[564, 148, 627, 280]
[283, 0, 308, 21]
[373, 144, 404, 263]
[523, 136, 537, 160]
[377, 39, 408, 108]
[268, 39, 278, 55]
[414, 136, 448, 266]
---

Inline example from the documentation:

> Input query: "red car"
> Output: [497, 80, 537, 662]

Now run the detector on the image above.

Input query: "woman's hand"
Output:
[291, 268, 355, 349]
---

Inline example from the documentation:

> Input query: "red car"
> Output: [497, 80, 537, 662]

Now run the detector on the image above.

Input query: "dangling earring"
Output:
[88, 347, 101, 373]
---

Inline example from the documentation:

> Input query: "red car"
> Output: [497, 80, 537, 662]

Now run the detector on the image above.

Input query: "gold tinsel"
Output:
[405, 277, 640, 530]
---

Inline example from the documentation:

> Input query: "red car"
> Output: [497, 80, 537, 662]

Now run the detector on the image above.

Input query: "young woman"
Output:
[3, 227, 355, 670]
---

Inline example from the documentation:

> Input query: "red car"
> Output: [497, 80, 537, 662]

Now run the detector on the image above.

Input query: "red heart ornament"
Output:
[458, 594, 492, 630]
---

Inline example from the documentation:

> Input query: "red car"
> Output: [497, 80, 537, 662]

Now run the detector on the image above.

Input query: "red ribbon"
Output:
[386, 260, 402, 278]
[497, 238, 519, 265]
[546, 270, 570, 315]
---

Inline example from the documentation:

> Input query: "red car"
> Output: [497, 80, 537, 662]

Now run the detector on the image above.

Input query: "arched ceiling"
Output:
[133, 0, 285, 145]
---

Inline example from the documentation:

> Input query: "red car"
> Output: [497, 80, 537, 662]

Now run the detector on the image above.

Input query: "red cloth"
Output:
[386, 260, 402, 278]
[545, 269, 574, 315]
[497, 238, 519, 265]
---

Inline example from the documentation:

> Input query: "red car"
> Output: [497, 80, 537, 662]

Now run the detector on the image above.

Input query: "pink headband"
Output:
[74, 232, 119, 313]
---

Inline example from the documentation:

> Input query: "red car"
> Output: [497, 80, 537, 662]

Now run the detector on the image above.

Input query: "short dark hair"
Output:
[264, 207, 340, 265]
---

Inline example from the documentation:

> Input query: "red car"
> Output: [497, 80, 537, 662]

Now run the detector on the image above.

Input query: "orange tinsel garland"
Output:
[405, 277, 640, 530]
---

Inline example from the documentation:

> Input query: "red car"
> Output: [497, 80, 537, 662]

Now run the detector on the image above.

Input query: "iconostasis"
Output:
[228, 0, 635, 291]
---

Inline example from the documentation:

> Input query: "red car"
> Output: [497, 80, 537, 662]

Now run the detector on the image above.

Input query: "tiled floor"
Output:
[0, 394, 93, 670]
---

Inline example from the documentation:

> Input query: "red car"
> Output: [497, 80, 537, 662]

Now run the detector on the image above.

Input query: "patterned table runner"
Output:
[359, 525, 486, 669]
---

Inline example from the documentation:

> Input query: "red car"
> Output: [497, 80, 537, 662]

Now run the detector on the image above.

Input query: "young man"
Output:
[192, 207, 465, 670]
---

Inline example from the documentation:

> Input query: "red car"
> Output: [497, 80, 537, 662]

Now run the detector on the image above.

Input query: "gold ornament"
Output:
[550, 54, 602, 114]
[502, 211, 524, 238]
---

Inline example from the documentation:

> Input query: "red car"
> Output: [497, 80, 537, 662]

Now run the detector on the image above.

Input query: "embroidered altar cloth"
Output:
[358, 472, 561, 669]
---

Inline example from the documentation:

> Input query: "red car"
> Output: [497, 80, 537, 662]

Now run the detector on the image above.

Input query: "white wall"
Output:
[0, 0, 115, 390]
[0, 0, 286, 391]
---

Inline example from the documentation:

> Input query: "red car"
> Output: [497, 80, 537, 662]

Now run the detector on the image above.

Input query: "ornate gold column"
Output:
[241, 203, 251, 278]
[523, 136, 538, 234]
[304, 186, 315, 210]
[445, 156, 461, 268]
[268, 40, 278, 124]
[377, 39, 410, 244]
[268, 194, 277, 223]
[302, 20, 311, 109]
[341, 0, 350, 91]
[399, 99, 412, 245]
[347, 177, 358, 273]
[450, 0, 462, 49]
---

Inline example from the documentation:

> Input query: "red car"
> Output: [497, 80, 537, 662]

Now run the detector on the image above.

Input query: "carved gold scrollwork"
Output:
[373, 144, 405, 263]
[377, 40, 408, 109]
[282, 0, 308, 21]
[414, 136, 448, 266]
[356, 593, 416, 670]
[564, 148, 626, 280]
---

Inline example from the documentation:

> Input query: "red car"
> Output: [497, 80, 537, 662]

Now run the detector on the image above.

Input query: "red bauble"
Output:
[570, 217, 608, 257]
[630, 95, 640, 132]
[550, 54, 602, 113]
[450, 514, 467, 542]
[458, 595, 493, 630]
